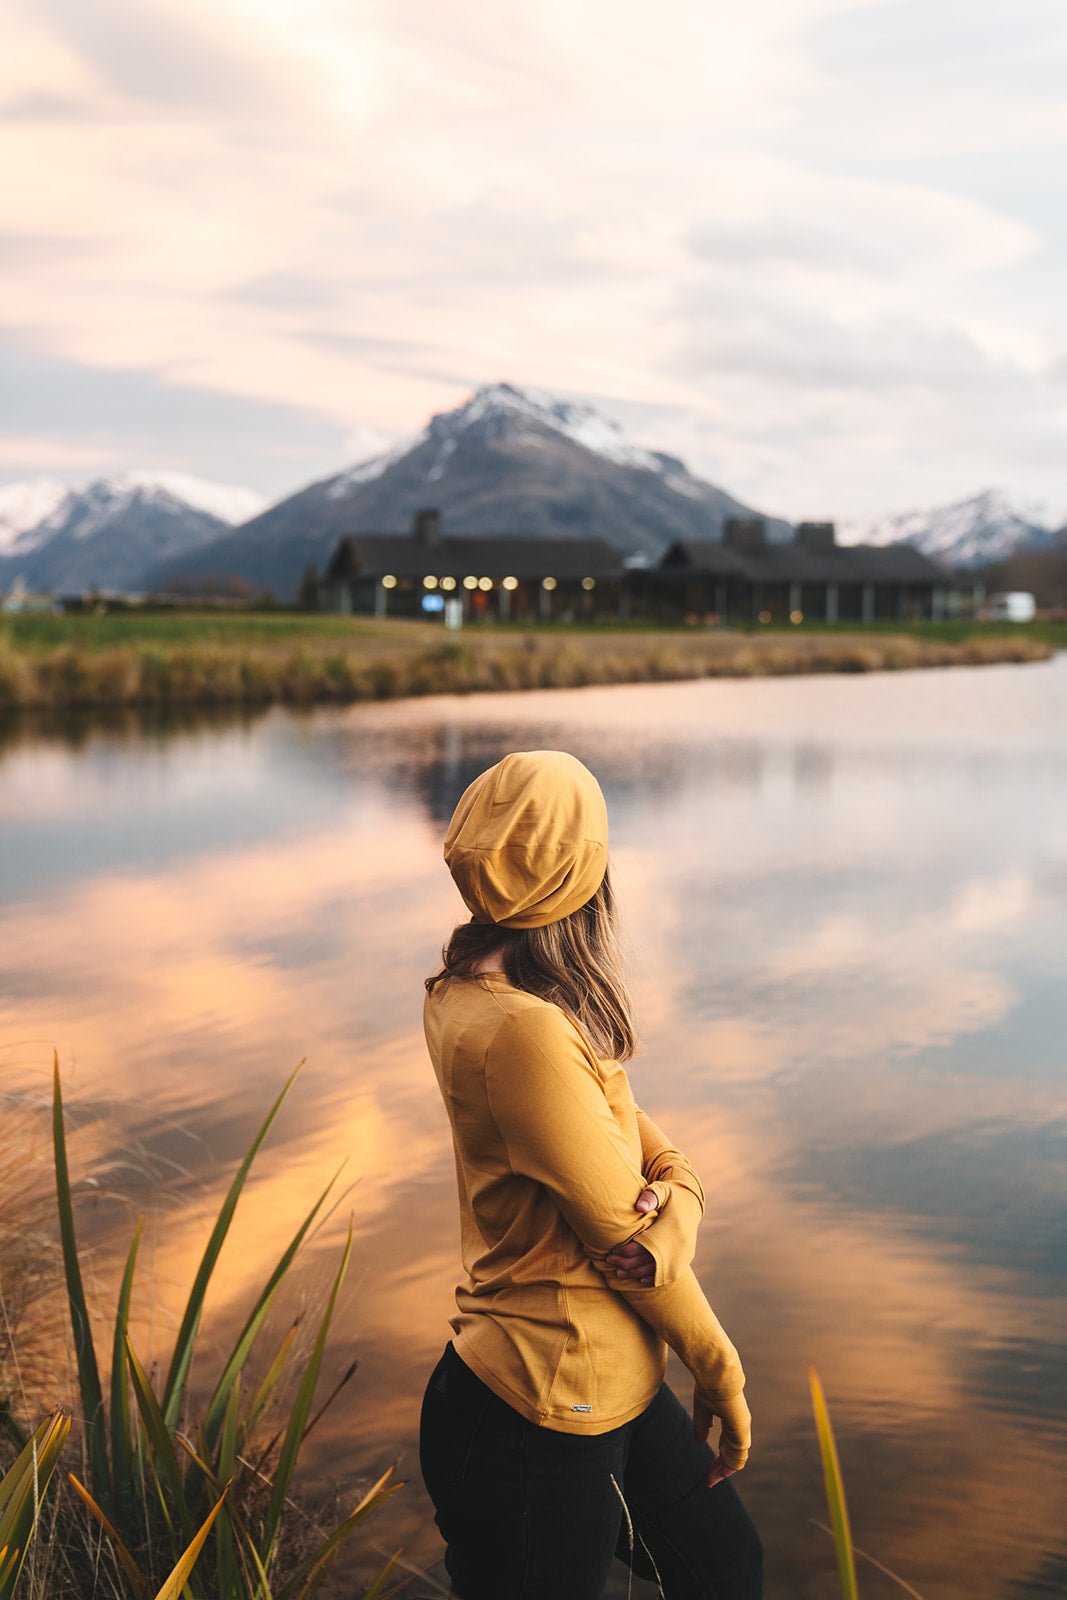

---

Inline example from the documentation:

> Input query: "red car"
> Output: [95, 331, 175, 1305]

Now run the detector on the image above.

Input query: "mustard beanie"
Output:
[443, 750, 609, 929]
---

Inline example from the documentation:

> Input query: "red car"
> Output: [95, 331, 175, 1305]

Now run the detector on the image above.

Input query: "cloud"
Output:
[0, 0, 1065, 513]
[0, 90, 99, 122]
[21, 0, 305, 116]
[0, 329, 347, 492]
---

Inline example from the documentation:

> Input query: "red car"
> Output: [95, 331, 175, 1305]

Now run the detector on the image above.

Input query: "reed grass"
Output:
[809, 1365, 859, 1600]
[0, 620, 1054, 713]
[0, 1061, 399, 1599]
[0, 1411, 72, 1597]
[809, 1365, 929, 1600]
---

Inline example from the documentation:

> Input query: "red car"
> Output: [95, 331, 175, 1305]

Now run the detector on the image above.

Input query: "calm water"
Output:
[2, 658, 1066, 1599]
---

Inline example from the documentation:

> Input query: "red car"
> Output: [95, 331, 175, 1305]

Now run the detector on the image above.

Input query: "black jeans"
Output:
[419, 1343, 762, 1600]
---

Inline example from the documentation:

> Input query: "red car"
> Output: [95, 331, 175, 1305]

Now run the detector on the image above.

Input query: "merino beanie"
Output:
[443, 750, 609, 929]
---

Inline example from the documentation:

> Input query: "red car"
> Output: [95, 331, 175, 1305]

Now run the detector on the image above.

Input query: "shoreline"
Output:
[0, 619, 1056, 712]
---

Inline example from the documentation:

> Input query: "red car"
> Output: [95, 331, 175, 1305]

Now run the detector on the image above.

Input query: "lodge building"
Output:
[320, 510, 953, 624]
[321, 509, 624, 621]
[636, 518, 952, 623]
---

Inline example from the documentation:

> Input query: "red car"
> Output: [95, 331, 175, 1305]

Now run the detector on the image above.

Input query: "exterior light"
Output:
[423, 575, 438, 589]
[581, 577, 596, 592]
[478, 576, 493, 591]
[440, 575, 457, 591]
[381, 574, 398, 590]
[463, 575, 478, 590]
[502, 576, 519, 591]
[758, 609, 771, 624]
[542, 576, 557, 591]
[790, 608, 803, 624]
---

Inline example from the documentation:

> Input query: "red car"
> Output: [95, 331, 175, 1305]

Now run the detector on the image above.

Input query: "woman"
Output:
[420, 749, 761, 1600]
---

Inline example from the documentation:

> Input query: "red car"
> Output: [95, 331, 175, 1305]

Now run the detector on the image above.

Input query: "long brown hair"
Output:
[425, 867, 638, 1061]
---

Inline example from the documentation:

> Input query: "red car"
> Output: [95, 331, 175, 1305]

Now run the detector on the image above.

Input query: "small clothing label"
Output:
[572, 1404, 592, 1413]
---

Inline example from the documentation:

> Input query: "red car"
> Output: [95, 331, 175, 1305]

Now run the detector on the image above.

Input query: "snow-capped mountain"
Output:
[145, 383, 793, 599]
[0, 478, 70, 560]
[0, 472, 266, 593]
[840, 489, 1061, 571]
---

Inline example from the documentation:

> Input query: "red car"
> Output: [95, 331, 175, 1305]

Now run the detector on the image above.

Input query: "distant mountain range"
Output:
[0, 472, 265, 595]
[0, 388, 1062, 598]
[840, 488, 1065, 571]
[141, 384, 796, 600]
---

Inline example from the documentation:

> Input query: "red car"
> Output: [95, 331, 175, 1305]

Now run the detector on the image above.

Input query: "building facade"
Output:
[321, 511, 954, 625]
[320, 510, 624, 622]
[629, 518, 951, 624]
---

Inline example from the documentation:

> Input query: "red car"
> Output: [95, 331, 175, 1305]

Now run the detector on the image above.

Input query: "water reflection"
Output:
[2, 659, 1066, 1598]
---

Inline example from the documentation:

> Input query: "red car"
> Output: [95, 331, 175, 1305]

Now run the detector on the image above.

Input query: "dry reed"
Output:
[0, 626, 1054, 714]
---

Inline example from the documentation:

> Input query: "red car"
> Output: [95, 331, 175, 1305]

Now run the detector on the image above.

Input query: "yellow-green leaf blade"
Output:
[152, 1492, 226, 1600]
[808, 1365, 859, 1600]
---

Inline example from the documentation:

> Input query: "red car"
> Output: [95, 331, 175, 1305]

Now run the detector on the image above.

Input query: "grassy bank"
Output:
[0, 613, 1057, 712]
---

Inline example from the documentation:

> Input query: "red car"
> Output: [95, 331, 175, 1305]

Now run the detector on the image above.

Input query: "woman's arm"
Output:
[484, 1008, 750, 1469]
[631, 1106, 705, 1284]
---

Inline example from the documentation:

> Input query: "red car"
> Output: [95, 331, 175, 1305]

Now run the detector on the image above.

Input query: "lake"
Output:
[2, 655, 1066, 1600]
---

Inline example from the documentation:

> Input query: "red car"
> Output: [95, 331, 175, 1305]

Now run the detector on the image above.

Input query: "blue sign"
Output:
[421, 593, 445, 613]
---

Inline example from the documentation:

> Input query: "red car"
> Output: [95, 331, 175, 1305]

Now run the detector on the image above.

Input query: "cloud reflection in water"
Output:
[2, 661, 1066, 1599]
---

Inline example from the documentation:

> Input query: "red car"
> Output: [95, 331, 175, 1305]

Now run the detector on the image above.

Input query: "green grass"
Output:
[730, 617, 1067, 647]
[1, 612, 383, 653]
[0, 1061, 399, 1599]
[4, 610, 1066, 653]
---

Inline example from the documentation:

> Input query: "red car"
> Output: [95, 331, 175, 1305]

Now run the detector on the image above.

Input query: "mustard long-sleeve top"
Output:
[423, 970, 746, 1445]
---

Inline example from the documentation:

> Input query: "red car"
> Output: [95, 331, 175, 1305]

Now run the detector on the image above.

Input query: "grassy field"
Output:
[0, 610, 1059, 712]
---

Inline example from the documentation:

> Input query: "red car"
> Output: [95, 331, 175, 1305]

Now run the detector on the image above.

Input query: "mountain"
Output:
[839, 489, 1062, 571]
[143, 384, 795, 600]
[0, 478, 70, 561]
[0, 472, 267, 594]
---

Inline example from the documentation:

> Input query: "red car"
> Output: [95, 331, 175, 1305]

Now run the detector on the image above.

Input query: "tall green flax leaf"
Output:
[162, 1065, 303, 1432]
[111, 1214, 143, 1528]
[52, 1055, 110, 1509]
[151, 1492, 226, 1600]
[202, 1166, 340, 1450]
[126, 1335, 202, 1596]
[263, 1219, 353, 1566]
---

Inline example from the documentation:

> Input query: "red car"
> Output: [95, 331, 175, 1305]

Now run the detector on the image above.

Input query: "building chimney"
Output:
[722, 517, 767, 551]
[796, 521, 836, 551]
[413, 507, 442, 546]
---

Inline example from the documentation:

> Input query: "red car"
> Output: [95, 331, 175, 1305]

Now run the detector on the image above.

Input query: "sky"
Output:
[1, 0, 1066, 521]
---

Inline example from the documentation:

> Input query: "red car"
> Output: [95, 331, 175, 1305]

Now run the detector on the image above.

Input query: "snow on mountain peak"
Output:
[0, 478, 70, 557]
[840, 487, 1057, 569]
[99, 471, 267, 525]
[326, 437, 417, 498]
[433, 383, 664, 472]
[324, 383, 670, 498]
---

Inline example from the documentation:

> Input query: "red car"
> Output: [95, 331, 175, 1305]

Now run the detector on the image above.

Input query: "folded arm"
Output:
[630, 1105, 705, 1284]
[484, 1008, 750, 1469]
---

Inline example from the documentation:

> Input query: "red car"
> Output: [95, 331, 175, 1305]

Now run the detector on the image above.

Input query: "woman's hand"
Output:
[604, 1187, 660, 1287]
[693, 1386, 751, 1484]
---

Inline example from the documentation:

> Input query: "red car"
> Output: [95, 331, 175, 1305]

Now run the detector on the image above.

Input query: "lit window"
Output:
[423, 575, 438, 589]
[581, 577, 596, 592]
[463, 575, 478, 590]
[440, 576, 457, 591]
[381, 574, 398, 590]
[478, 576, 493, 591]
[502, 576, 519, 591]
[542, 576, 557, 591]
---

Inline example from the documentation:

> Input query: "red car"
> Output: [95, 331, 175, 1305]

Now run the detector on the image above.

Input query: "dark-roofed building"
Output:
[633, 518, 952, 624]
[320, 509, 624, 621]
